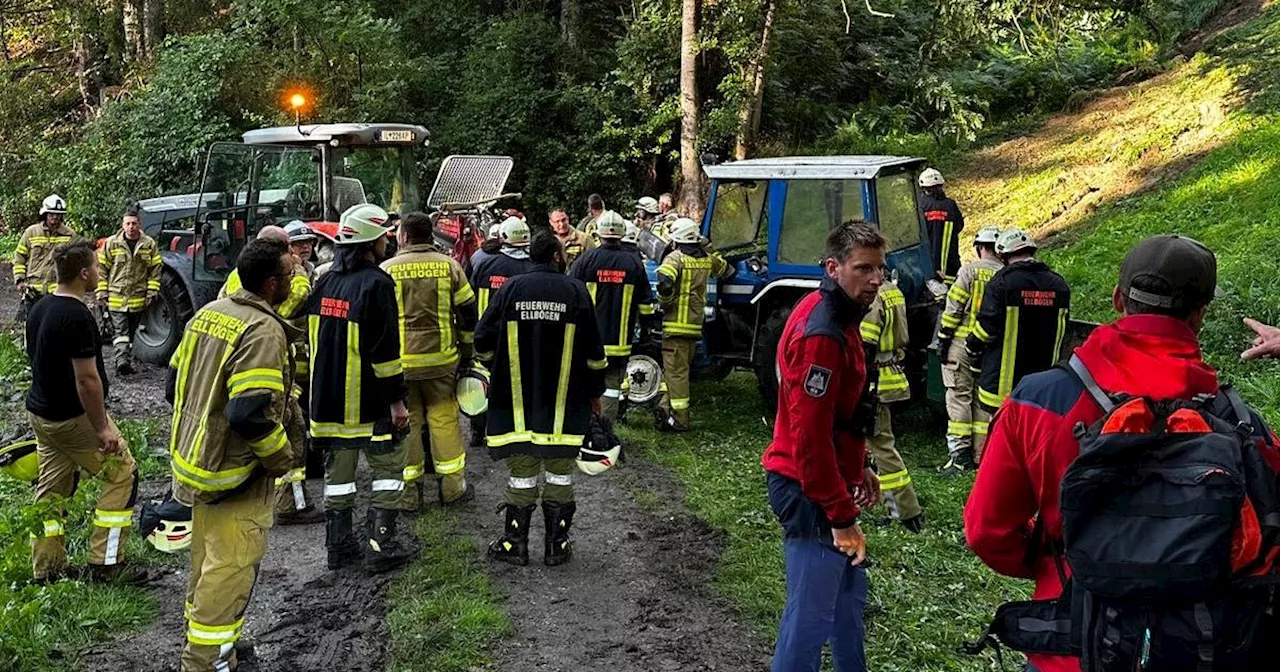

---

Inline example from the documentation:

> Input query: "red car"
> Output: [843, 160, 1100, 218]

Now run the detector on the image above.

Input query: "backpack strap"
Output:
[1068, 354, 1114, 413]
[1220, 385, 1255, 436]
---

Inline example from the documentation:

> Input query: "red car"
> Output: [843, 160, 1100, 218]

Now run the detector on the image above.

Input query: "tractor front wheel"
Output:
[753, 306, 791, 417]
[133, 269, 194, 366]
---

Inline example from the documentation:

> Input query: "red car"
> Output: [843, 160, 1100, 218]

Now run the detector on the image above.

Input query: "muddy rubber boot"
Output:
[488, 503, 535, 566]
[542, 501, 576, 567]
[363, 508, 420, 574]
[325, 508, 362, 570]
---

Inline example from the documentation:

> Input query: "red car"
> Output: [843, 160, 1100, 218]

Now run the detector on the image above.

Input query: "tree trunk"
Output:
[734, 0, 778, 161]
[560, 0, 580, 49]
[677, 0, 703, 220]
[123, 0, 141, 61]
[142, 0, 162, 56]
[73, 32, 101, 112]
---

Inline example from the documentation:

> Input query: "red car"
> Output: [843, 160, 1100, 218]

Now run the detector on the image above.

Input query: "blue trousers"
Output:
[768, 472, 868, 672]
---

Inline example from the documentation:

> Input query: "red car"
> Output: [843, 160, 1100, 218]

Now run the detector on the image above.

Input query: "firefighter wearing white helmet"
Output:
[654, 218, 735, 431]
[469, 217, 506, 270]
[935, 225, 1005, 476]
[13, 193, 75, 320]
[919, 168, 966, 286]
[634, 196, 661, 235]
[621, 221, 642, 257]
[467, 216, 535, 448]
[967, 226, 1070, 420]
[307, 202, 420, 574]
[569, 211, 655, 421]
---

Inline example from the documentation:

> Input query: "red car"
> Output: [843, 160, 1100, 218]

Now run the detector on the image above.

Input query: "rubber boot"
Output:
[325, 508, 362, 570]
[488, 503, 535, 566]
[364, 508, 420, 574]
[542, 501, 576, 567]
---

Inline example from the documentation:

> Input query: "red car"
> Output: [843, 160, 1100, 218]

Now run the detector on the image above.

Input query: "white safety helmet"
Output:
[39, 194, 67, 216]
[918, 168, 945, 188]
[668, 217, 701, 244]
[486, 221, 503, 241]
[636, 197, 661, 215]
[334, 203, 393, 245]
[499, 216, 530, 248]
[595, 210, 627, 239]
[456, 364, 491, 417]
[995, 228, 1037, 256]
[622, 221, 641, 245]
[284, 220, 317, 243]
[974, 226, 1001, 245]
[577, 417, 622, 476]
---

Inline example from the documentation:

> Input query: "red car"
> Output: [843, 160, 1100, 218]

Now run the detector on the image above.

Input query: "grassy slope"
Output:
[620, 6, 1280, 671]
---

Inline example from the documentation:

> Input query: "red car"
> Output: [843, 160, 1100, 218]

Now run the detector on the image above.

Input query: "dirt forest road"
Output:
[0, 263, 771, 670]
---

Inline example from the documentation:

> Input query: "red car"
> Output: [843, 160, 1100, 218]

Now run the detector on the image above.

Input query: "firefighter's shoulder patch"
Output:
[804, 365, 832, 398]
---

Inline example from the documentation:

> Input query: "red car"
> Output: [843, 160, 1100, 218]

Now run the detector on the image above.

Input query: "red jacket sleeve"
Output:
[964, 401, 1039, 578]
[786, 334, 861, 528]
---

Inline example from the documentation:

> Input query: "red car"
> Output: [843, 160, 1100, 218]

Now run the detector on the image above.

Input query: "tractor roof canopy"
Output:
[242, 123, 430, 147]
[703, 155, 925, 181]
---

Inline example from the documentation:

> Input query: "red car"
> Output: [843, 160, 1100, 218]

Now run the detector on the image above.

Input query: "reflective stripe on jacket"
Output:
[14, 223, 75, 294]
[221, 263, 313, 383]
[966, 259, 1071, 411]
[474, 264, 607, 460]
[470, 250, 533, 317]
[938, 258, 1003, 341]
[920, 193, 964, 283]
[96, 231, 161, 312]
[381, 244, 478, 380]
[168, 290, 297, 505]
[655, 246, 732, 338]
[860, 281, 911, 402]
[559, 228, 596, 268]
[569, 243, 654, 357]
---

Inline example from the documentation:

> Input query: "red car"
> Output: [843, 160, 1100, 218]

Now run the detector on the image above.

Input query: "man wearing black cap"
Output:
[964, 235, 1280, 672]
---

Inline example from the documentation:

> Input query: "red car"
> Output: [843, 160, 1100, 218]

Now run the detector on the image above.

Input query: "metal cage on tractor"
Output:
[129, 123, 431, 366]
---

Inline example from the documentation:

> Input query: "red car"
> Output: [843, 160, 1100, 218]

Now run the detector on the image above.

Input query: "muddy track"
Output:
[458, 439, 772, 672]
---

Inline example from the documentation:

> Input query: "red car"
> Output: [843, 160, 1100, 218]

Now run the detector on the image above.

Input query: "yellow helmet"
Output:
[457, 364, 491, 417]
[0, 439, 38, 482]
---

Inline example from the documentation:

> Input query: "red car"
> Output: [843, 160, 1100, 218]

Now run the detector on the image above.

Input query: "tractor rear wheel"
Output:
[753, 306, 792, 417]
[134, 269, 194, 366]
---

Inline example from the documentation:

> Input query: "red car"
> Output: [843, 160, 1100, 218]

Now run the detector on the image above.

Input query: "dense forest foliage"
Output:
[0, 0, 1228, 232]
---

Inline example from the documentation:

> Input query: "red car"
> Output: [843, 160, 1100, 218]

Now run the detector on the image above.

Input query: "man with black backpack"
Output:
[964, 235, 1280, 672]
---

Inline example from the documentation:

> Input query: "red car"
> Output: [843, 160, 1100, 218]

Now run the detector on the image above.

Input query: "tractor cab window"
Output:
[708, 180, 767, 250]
[874, 171, 921, 251]
[778, 179, 865, 266]
[330, 147, 422, 217]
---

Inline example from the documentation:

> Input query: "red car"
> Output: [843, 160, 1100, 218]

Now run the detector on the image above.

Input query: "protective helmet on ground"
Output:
[39, 194, 67, 216]
[995, 228, 1037, 256]
[335, 203, 393, 245]
[918, 168, 945, 188]
[138, 494, 193, 553]
[500, 216, 531, 248]
[974, 226, 1001, 245]
[622, 221, 641, 245]
[636, 197, 660, 215]
[668, 217, 701, 244]
[0, 438, 38, 482]
[284, 220, 317, 243]
[457, 364, 491, 417]
[577, 416, 622, 475]
[595, 210, 627, 239]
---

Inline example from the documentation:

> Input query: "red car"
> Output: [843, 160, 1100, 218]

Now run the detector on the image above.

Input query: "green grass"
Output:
[619, 379, 1029, 671]
[386, 508, 510, 672]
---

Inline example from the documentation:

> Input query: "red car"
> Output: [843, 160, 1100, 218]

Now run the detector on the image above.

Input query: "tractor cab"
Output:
[678, 156, 943, 409]
[132, 123, 429, 367]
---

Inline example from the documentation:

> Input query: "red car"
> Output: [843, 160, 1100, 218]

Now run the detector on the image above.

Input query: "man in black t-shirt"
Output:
[26, 239, 141, 584]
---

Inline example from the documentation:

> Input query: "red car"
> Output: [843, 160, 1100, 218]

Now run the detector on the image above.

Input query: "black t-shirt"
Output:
[26, 295, 109, 421]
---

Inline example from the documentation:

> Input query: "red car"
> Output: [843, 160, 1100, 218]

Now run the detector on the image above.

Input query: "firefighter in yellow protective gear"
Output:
[553, 207, 596, 268]
[14, 194, 75, 322]
[218, 226, 316, 524]
[381, 212, 479, 509]
[26, 240, 141, 584]
[166, 239, 297, 672]
[96, 202, 161, 375]
[654, 218, 734, 431]
[859, 278, 923, 533]
[935, 226, 1003, 475]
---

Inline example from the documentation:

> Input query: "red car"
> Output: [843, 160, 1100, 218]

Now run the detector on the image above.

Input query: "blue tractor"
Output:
[629, 156, 945, 413]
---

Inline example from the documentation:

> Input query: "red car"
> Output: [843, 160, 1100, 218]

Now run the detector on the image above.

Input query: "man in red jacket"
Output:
[761, 222, 884, 672]
[965, 234, 1280, 672]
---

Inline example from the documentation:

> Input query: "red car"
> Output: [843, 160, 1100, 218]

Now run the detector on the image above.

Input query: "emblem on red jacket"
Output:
[804, 365, 832, 397]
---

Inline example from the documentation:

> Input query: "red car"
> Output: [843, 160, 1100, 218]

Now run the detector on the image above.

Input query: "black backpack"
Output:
[965, 355, 1280, 671]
